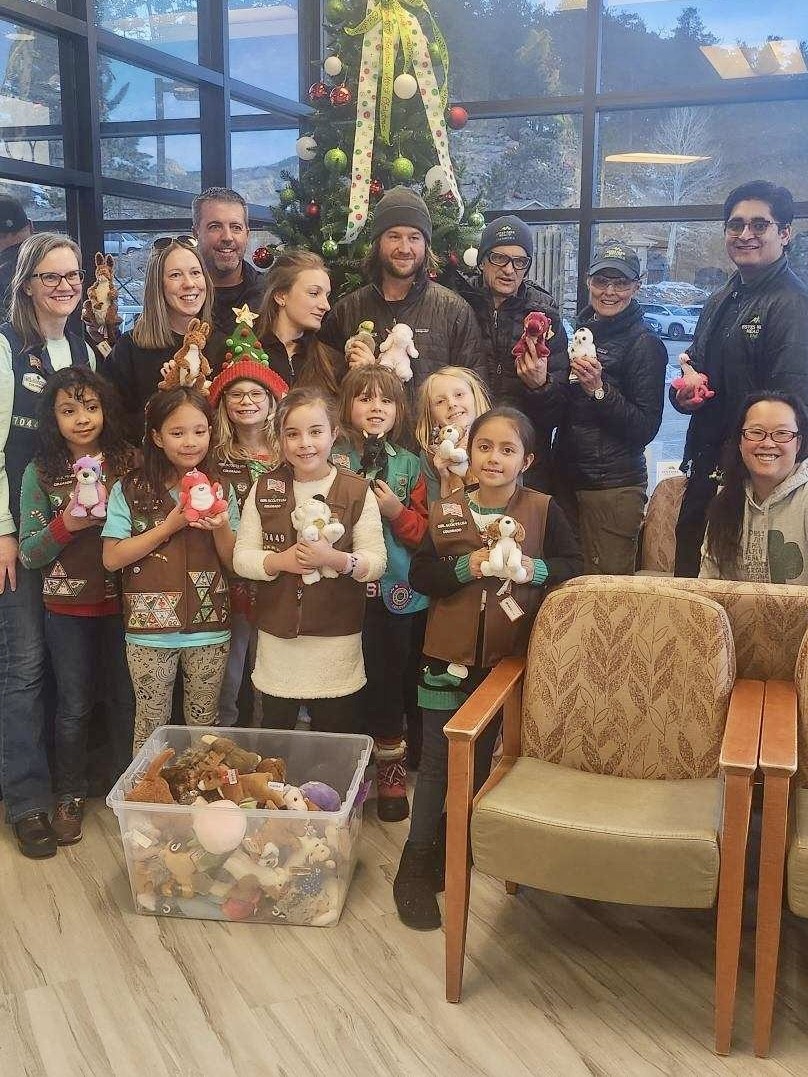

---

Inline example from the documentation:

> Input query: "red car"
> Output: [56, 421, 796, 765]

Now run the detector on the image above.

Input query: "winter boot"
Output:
[393, 841, 441, 930]
[375, 737, 409, 822]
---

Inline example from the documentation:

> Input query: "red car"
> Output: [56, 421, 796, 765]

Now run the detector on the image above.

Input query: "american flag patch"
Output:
[442, 502, 462, 518]
[265, 478, 285, 494]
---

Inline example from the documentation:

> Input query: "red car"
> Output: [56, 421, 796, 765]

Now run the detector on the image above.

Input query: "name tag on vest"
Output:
[22, 372, 46, 393]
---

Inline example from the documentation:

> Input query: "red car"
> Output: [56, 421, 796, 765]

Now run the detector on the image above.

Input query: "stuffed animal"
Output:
[358, 432, 388, 483]
[285, 827, 336, 871]
[196, 765, 285, 808]
[199, 734, 262, 773]
[255, 756, 286, 784]
[434, 425, 469, 478]
[178, 469, 228, 522]
[222, 848, 289, 899]
[290, 495, 345, 584]
[512, 310, 553, 362]
[125, 747, 176, 804]
[158, 318, 212, 392]
[299, 781, 342, 812]
[480, 515, 528, 584]
[82, 252, 120, 338]
[67, 455, 107, 519]
[567, 326, 597, 384]
[191, 797, 247, 854]
[671, 353, 714, 403]
[344, 320, 376, 358]
[378, 323, 417, 382]
[221, 874, 264, 920]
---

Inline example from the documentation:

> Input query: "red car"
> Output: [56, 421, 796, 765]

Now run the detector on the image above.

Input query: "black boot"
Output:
[393, 841, 441, 930]
[433, 813, 446, 894]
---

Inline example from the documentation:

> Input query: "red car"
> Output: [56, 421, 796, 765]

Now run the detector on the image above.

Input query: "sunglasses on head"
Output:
[152, 235, 197, 251]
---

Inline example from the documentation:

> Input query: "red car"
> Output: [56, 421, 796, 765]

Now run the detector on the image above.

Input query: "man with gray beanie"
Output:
[452, 214, 568, 490]
[0, 195, 32, 322]
[319, 186, 485, 394]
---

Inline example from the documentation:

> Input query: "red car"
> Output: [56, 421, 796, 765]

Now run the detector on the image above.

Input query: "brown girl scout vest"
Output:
[253, 464, 369, 638]
[423, 486, 550, 668]
[215, 457, 253, 512]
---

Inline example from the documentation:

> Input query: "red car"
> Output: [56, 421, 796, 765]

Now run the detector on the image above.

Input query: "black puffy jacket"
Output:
[551, 300, 667, 490]
[670, 256, 808, 470]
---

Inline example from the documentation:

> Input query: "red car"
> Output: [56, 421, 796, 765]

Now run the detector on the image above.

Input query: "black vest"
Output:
[2, 322, 90, 531]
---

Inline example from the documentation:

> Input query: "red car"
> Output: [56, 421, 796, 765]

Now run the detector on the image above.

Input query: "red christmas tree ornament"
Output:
[447, 251, 459, 267]
[252, 246, 274, 269]
[446, 105, 469, 130]
[308, 82, 330, 104]
[305, 201, 321, 220]
[441, 191, 457, 205]
[330, 84, 352, 107]
[369, 178, 384, 198]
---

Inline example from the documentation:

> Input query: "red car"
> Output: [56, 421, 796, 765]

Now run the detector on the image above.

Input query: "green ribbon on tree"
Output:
[342, 0, 459, 244]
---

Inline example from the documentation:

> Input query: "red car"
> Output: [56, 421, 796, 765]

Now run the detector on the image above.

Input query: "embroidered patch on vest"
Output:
[331, 453, 351, 469]
[388, 582, 413, 610]
[43, 560, 86, 597]
[189, 570, 224, 624]
[127, 592, 182, 629]
[22, 372, 46, 394]
[265, 478, 286, 494]
[442, 502, 462, 517]
[11, 415, 38, 430]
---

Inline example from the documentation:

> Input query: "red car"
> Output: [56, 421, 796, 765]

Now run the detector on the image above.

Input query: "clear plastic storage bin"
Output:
[107, 726, 373, 926]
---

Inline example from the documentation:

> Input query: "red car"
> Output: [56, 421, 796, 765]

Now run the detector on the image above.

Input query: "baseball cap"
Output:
[588, 242, 641, 280]
[0, 195, 29, 236]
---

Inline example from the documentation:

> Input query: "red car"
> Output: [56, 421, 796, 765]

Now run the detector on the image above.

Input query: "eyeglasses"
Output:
[153, 235, 197, 251]
[485, 251, 532, 271]
[724, 218, 778, 238]
[225, 387, 269, 404]
[589, 275, 636, 293]
[741, 427, 801, 444]
[28, 270, 85, 288]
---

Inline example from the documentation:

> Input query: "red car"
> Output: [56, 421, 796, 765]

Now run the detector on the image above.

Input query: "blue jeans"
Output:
[0, 565, 52, 823]
[44, 611, 135, 800]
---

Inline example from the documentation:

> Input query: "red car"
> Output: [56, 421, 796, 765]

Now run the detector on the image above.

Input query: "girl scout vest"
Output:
[331, 439, 428, 616]
[119, 478, 231, 634]
[253, 464, 369, 638]
[2, 322, 90, 530]
[423, 486, 550, 668]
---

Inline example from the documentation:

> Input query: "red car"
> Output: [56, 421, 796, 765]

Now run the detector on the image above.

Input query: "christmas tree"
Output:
[223, 305, 270, 363]
[261, 0, 484, 295]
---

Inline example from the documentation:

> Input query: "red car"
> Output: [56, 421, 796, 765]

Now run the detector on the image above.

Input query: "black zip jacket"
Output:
[262, 327, 346, 395]
[670, 255, 808, 471]
[104, 330, 184, 441]
[550, 299, 667, 490]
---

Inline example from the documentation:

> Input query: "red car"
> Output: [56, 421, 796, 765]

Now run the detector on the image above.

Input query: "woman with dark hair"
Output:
[701, 390, 808, 582]
[255, 249, 345, 396]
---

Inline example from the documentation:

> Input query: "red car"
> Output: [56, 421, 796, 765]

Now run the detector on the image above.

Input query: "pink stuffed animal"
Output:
[178, 469, 228, 522]
[67, 456, 107, 518]
[671, 354, 714, 403]
[512, 311, 553, 361]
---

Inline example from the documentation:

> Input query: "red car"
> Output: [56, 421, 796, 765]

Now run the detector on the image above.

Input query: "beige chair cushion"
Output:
[639, 474, 686, 574]
[787, 787, 808, 916]
[523, 578, 735, 779]
[472, 757, 721, 908]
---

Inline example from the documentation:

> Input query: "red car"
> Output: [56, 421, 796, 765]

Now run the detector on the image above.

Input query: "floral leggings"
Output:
[126, 641, 230, 753]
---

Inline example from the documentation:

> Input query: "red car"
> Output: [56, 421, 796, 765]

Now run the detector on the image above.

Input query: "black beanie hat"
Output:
[370, 186, 432, 243]
[478, 215, 533, 262]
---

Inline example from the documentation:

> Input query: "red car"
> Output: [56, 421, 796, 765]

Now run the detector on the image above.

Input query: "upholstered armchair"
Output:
[637, 474, 686, 575]
[444, 577, 764, 1055]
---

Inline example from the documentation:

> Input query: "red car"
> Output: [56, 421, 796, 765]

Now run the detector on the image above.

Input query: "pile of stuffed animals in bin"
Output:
[121, 734, 359, 926]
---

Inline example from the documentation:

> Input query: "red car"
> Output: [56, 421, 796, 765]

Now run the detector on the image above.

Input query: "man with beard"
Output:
[320, 187, 485, 395]
[672, 180, 808, 576]
[192, 187, 266, 370]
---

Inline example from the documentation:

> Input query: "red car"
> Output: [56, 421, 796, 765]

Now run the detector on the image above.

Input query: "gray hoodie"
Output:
[700, 458, 808, 584]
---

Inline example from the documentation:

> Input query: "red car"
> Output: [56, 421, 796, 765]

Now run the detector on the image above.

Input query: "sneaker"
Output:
[375, 738, 409, 822]
[51, 798, 85, 846]
[393, 841, 441, 930]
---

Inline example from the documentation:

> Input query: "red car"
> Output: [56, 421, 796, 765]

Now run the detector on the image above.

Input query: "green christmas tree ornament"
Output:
[390, 156, 415, 182]
[468, 210, 485, 229]
[324, 147, 349, 174]
[322, 237, 339, 258]
[325, 0, 346, 23]
[279, 185, 296, 206]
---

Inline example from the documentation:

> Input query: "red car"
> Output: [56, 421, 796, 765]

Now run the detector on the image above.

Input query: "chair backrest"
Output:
[522, 577, 735, 779]
[638, 474, 687, 573]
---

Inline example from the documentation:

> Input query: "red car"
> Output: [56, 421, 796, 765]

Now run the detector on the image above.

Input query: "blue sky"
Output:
[604, 1, 807, 41]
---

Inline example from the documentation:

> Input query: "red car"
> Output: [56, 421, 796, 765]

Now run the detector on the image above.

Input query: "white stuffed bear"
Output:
[289, 494, 345, 585]
[567, 326, 597, 383]
[378, 323, 418, 382]
[434, 424, 469, 477]
[480, 515, 528, 584]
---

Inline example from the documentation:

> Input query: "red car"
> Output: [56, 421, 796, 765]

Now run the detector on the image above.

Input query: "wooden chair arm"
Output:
[719, 679, 764, 776]
[443, 656, 526, 743]
[759, 680, 798, 777]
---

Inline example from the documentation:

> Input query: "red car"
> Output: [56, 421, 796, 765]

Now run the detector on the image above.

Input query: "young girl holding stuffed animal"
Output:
[394, 407, 582, 930]
[415, 366, 490, 504]
[209, 355, 288, 726]
[332, 366, 428, 820]
[102, 386, 239, 752]
[233, 386, 386, 734]
[17, 367, 138, 844]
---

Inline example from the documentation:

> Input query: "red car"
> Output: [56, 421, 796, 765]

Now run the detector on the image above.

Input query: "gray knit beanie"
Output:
[478, 215, 533, 262]
[370, 187, 433, 243]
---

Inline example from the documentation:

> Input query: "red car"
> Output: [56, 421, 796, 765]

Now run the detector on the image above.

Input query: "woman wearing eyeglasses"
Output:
[549, 242, 667, 575]
[0, 231, 97, 859]
[105, 236, 214, 441]
[701, 392, 808, 583]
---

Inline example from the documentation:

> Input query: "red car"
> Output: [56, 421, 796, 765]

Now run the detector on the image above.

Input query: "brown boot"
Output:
[375, 738, 409, 822]
[51, 798, 85, 845]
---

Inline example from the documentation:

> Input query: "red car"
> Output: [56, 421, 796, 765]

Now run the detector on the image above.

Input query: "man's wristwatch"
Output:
[593, 385, 606, 401]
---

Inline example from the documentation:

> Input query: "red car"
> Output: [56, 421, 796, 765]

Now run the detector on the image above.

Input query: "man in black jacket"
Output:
[454, 215, 568, 489]
[548, 243, 667, 574]
[672, 181, 808, 576]
[0, 196, 31, 321]
[319, 187, 486, 396]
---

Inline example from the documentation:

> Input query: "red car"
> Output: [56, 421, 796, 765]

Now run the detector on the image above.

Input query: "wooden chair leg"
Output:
[505, 881, 518, 895]
[754, 774, 791, 1057]
[715, 772, 754, 1055]
[445, 738, 474, 1003]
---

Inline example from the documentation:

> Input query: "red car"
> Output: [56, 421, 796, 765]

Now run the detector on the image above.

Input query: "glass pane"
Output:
[99, 57, 199, 122]
[0, 20, 62, 164]
[231, 129, 298, 205]
[101, 134, 201, 192]
[228, 0, 298, 100]
[454, 115, 581, 211]
[597, 101, 808, 208]
[95, 0, 198, 63]
[103, 195, 191, 220]
[790, 220, 808, 289]
[0, 177, 65, 223]
[432, 0, 586, 99]
[531, 223, 579, 328]
[602, 1, 808, 93]
[231, 99, 272, 117]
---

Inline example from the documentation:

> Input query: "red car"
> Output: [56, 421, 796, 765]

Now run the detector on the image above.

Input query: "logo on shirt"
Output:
[740, 315, 762, 340]
[22, 372, 46, 394]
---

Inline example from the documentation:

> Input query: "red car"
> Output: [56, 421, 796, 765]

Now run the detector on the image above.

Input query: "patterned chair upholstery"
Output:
[444, 577, 763, 1055]
[637, 474, 687, 575]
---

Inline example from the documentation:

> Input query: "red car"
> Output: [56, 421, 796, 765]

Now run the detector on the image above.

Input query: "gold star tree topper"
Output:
[232, 304, 259, 328]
